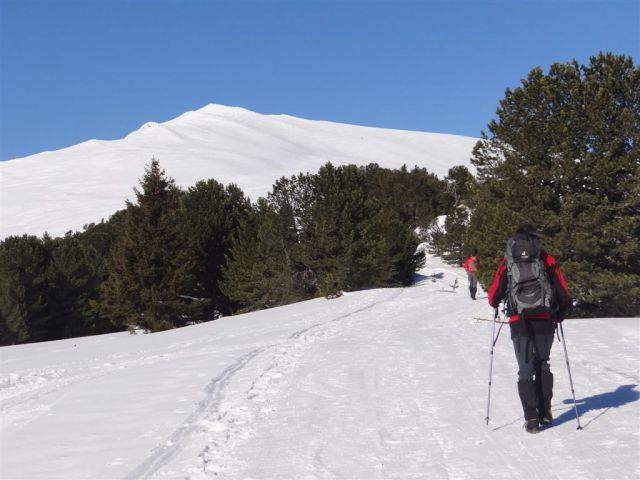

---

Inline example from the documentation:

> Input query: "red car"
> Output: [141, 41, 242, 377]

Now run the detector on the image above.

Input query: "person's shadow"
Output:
[553, 384, 639, 429]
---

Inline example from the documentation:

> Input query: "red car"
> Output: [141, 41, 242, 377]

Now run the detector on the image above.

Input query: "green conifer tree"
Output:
[98, 160, 198, 332]
[181, 180, 251, 318]
[0, 235, 51, 344]
[221, 199, 300, 310]
[302, 163, 423, 293]
[223, 162, 433, 310]
[42, 226, 116, 339]
[468, 53, 639, 316]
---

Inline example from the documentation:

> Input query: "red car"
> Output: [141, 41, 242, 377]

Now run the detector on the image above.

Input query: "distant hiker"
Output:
[488, 224, 570, 434]
[463, 253, 478, 299]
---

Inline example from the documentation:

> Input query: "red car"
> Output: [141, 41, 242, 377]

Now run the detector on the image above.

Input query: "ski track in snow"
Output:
[1, 255, 639, 480]
[134, 290, 406, 479]
[1, 339, 256, 422]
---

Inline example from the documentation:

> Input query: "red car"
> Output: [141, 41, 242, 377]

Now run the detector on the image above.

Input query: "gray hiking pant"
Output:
[512, 331, 554, 383]
[467, 272, 477, 298]
[512, 326, 555, 419]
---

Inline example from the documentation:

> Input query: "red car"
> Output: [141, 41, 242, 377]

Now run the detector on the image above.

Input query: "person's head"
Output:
[515, 223, 538, 237]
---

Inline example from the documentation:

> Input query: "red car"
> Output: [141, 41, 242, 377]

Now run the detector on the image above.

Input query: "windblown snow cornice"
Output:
[0, 104, 478, 238]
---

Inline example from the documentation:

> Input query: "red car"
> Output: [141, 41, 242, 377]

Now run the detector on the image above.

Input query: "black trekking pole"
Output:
[485, 306, 505, 425]
[559, 322, 583, 430]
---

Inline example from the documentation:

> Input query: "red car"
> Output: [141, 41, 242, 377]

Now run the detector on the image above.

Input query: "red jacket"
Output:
[488, 250, 570, 323]
[463, 256, 477, 272]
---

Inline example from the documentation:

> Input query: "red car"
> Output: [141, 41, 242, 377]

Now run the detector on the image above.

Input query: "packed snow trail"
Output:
[1, 255, 638, 479]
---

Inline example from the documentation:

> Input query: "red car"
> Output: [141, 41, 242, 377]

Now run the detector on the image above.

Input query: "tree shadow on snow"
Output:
[413, 272, 444, 285]
[553, 384, 639, 429]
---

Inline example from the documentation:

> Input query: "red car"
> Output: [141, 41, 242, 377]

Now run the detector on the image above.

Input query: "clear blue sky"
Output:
[1, 0, 638, 160]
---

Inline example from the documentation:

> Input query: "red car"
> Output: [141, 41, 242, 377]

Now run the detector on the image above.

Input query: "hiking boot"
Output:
[524, 418, 540, 434]
[539, 412, 553, 426]
[536, 365, 553, 426]
[517, 380, 539, 421]
[525, 418, 540, 433]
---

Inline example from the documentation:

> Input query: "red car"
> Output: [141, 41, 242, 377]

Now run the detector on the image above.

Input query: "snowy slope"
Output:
[0, 105, 477, 239]
[2, 255, 638, 480]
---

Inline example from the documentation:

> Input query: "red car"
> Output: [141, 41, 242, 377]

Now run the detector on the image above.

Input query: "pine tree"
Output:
[81, 218, 124, 334]
[431, 166, 477, 263]
[181, 180, 251, 318]
[302, 163, 423, 293]
[98, 160, 198, 332]
[221, 199, 301, 310]
[300, 163, 376, 294]
[0, 235, 51, 344]
[43, 230, 114, 339]
[363, 163, 451, 229]
[366, 206, 425, 286]
[222, 162, 432, 310]
[468, 53, 639, 316]
[445, 166, 476, 206]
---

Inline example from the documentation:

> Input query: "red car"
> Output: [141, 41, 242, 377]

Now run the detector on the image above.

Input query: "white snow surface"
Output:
[0, 104, 477, 239]
[1, 255, 638, 480]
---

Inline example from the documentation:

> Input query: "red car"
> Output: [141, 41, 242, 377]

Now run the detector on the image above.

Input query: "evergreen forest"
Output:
[1, 52, 637, 345]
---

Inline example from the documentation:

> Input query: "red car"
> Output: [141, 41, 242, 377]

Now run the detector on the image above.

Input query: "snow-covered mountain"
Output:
[2, 255, 638, 479]
[0, 104, 478, 239]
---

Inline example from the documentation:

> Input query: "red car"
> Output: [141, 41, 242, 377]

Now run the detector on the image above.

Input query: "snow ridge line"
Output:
[129, 289, 405, 479]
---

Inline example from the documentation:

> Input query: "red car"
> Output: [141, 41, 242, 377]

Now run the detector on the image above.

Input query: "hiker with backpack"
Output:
[463, 253, 478, 299]
[488, 224, 570, 433]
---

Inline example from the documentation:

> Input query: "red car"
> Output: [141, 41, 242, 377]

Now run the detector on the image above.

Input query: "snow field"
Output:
[1, 255, 638, 479]
[0, 104, 477, 239]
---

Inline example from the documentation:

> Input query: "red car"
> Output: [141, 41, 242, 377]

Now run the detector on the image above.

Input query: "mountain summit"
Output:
[0, 105, 477, 238]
